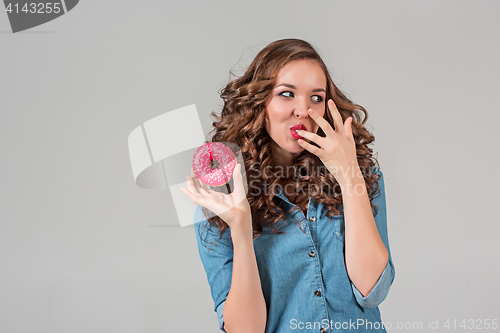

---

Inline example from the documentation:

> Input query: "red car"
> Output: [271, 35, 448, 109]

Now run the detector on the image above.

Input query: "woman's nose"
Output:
[293, 99, 310, 119]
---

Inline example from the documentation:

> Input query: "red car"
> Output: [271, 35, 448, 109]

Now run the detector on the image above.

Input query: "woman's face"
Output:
[265, 59, 327, 157]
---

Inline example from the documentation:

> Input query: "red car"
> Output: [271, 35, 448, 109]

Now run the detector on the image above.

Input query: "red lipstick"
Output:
[290, 124, 307, 140]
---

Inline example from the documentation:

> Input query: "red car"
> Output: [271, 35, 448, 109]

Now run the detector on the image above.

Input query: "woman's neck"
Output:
[269, 140, 297, 180]
[271, 140, 296, 166]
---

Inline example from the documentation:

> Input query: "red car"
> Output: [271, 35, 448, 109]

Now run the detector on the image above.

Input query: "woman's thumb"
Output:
[232, 163, 246, 201]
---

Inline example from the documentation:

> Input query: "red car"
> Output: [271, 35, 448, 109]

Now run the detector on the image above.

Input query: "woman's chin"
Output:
[288, 141, 305, 153]
[272, 137, 305, 155]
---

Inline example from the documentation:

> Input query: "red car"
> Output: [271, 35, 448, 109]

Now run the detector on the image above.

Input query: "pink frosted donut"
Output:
[192, 142, 237, 186]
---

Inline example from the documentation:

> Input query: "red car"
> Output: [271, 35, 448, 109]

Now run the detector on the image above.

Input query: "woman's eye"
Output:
[312, 95, 323, 103]
[279, 91, 294, 98]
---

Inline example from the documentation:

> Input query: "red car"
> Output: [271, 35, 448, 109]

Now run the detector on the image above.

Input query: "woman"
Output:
[180, 38, 395, 333]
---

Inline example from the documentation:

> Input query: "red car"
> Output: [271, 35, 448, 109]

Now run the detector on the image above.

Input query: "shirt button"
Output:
[320, 328, 327, 333]
[309, 216, 316, 222]
[314, 290, 321, 297]
[308, 251, 315, 257]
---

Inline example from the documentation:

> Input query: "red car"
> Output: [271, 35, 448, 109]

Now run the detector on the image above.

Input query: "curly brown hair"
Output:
[198, 38, 381, 245]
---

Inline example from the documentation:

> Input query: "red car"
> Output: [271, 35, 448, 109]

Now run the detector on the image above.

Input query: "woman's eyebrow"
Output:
[275, 83, 326, 93]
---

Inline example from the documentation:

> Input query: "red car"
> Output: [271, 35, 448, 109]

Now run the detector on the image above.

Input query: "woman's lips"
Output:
[290, 124, 308, 140]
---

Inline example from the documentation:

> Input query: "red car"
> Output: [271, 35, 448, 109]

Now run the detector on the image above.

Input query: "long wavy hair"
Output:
[198, 38, 381, 246]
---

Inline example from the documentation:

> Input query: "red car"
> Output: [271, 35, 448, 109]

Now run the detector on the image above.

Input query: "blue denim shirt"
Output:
[194, 168, 395, 332]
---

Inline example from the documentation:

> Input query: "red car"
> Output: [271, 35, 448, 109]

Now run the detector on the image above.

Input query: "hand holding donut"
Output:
[180, 163, 252, 231]
[294, 99, 360, 187]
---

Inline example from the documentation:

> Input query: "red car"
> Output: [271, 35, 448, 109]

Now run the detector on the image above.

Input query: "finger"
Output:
[190, 166, 216, 194]
[297, 138, 323, 157]
[190, 167, 210, 196]
[294, 129, 326, 147]
[231, 163, 247, 205]
[231, 163, 243, 194]
[199, 179, 216, 194]
[344, 117, 355, 143]
[179, 186, 201, 205]
[327, 99, 346, 136]
[308, 107, 336, 138]
[185, 174, 199, 194]
[196, 181, 211, 196]
[190, 167, 201, 192]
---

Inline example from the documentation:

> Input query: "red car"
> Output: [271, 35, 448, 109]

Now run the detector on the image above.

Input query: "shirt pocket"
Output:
[332, 215, 345, 243]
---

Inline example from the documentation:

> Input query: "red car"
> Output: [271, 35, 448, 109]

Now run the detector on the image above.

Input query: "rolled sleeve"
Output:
[351, 257, 395, 308]
[193, 205, 233, 332]
[351, 168, 396, 309]
[216, 300, 227, 332]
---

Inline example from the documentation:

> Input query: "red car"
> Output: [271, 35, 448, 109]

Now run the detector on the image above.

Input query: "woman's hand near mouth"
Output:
[290, 124, 308, 140]
[293, 100, 359, 187]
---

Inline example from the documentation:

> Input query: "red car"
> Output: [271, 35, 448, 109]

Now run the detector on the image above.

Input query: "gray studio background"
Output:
[1, 1, 499, 332]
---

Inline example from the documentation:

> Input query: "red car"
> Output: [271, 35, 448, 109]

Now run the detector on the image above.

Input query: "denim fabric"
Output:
[194, 168, 395, 333]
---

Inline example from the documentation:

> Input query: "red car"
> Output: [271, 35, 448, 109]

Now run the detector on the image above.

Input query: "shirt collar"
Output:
[261, 182, 295, 206]
[260, 181, 344, 214]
